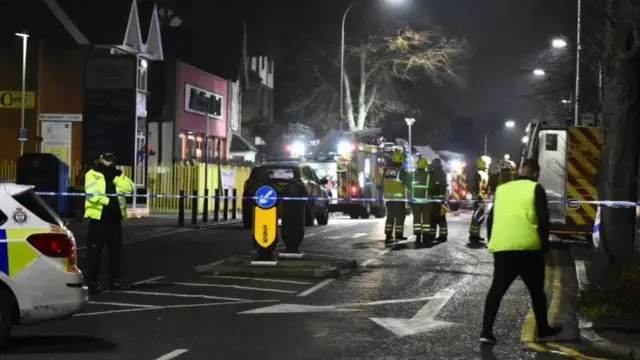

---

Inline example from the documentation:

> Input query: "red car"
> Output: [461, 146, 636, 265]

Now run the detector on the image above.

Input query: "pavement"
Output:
[3, 212, 629, 359]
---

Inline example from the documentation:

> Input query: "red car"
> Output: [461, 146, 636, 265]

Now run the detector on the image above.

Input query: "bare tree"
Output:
[284, 27, 471, 132]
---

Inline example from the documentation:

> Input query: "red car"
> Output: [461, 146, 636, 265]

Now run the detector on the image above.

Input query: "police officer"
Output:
[480, 159, 562, 344]
[469, 156, 490, 243]
[410, 157, 430, 244]
[383, 150, 410, 243]
[428, 157, 448, 242]
[84, 153, 134, 294]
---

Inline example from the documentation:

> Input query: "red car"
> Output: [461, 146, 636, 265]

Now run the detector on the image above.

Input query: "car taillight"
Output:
[351, 185, 358, 195]
[27, 233, 73, 258]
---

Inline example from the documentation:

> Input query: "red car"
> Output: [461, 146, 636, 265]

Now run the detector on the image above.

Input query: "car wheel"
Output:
[316, 206, 329, 225]
[360, 203, 371, 219]
[305, 203, 315, 226]
[0, 288, 16, 349]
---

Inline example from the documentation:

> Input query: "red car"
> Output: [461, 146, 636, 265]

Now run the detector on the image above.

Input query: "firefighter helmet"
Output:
[416, 157, 429, 169]
[392, 150, 406, 163]
[496, 159, 510, 170]
[477, 157, 487, 169]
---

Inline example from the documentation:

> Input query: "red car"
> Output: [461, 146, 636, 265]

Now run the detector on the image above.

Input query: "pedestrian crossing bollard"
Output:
[251, 185, 278, 264]
[203, 188, 209, 223]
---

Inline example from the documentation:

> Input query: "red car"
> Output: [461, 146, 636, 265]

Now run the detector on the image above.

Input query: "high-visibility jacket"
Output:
[84, 169, 134, 220]
[410, 169, 429, 202]
[488, 179, 541, 253]
[427, 166, 447, 199]
[383, 166, 407, 199]
[473, 170, 489, 199]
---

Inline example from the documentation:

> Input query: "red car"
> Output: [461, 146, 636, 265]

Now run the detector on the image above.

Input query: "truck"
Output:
[520, 119, 604, 240]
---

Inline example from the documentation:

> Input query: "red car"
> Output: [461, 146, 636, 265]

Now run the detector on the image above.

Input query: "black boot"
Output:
[437, 236, 448, 242]
[414, 234, 422, 246]
[468, 235, 485, 243]
[395, 234, 408, 240]
[110, 281, 130, 291]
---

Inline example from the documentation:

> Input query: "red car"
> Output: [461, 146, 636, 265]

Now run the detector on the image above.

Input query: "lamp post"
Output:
[15, 32, 29, 155]
[405, 117, 415, 152]
[339, 0, 404, 130]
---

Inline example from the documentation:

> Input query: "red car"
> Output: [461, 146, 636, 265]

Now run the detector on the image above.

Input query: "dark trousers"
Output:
[384, 201, 406, 236]
[482, 251, 550, 334]
[85, 218, 123, 284]
[469, 199, 485, 237]
[410, 203, 432, 235]
[431, 204, 448, 238]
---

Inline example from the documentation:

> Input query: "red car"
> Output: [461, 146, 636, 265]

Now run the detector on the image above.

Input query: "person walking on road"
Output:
[427, 157, 448, 242]
[383, 150, 410, 244]
[84, 153, 134, 294]
[469, 156, 491, 243]
[410, 157, 431, 245]
[480, 159, 562, 344]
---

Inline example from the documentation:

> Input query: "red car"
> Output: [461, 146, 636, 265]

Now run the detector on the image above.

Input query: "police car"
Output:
[0, 183, 87, 347]
[242, 161, 330, 228]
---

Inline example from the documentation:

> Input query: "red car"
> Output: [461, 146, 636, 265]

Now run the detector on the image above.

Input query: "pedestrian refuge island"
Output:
[193, 184, 358, 279]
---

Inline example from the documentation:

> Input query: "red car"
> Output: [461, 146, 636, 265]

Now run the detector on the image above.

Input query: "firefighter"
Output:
[410, 157, 430, 244]
[469, 156, 490, 243]
[383, 150, 410, 243]
[497, 160, 515, 186]
[84, 153, 134, 294]
[428, 157, 448, 242]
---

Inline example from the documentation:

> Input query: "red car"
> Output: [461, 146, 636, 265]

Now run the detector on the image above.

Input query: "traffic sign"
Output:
[255, 186, 277, 209]
[253, 207, 277, 249]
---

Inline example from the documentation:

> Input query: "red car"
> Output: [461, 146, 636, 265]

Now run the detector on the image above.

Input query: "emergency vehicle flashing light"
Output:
[337, 140, 354, 155]
[351, 185, 358, 195]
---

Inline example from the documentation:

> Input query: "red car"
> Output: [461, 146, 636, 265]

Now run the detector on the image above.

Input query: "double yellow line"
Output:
[520, 251, 609, 360]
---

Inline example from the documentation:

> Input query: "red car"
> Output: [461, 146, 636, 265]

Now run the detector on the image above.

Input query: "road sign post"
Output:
[252, 185, 278, 263]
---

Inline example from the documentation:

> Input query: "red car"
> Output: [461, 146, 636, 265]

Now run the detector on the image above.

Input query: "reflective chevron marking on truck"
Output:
[566, 127, 603, 226]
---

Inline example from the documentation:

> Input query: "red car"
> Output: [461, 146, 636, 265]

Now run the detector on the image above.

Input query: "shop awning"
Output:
[230, 132, 257, 152]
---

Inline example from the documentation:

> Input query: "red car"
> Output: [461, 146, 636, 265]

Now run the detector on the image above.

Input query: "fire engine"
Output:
[289, 130, 387, 219]
[520, 119, 603, 240]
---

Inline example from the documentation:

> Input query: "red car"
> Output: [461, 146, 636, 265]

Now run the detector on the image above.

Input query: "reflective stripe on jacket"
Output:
[411, 170, 429, 202]
[383, 166, 406, 199]
[488, 179, 541, 253]
[84, 170, 134, 220]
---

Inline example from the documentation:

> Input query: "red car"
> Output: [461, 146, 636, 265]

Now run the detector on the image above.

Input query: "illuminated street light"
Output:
[551, 38, 568, 49]
[505, 120, 515, 128]
[533, 69, 545, 77]
[504, 154, 510, 160]
[561, 99, 571, 104]
[522, 136, 529, 143]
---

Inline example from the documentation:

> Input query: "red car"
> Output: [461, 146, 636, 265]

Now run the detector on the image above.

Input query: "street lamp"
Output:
[505, 120, 515, 128]
[522, 136, 529, 143]
[339, 0, 404, 128]
[15, 32, 29, 156]
[533, 68, 545, 77]
[561, 99, 571, 104]
[504, 154, 510, 160]
[405, 117, 415, 152]
[551, 37, 567, 49]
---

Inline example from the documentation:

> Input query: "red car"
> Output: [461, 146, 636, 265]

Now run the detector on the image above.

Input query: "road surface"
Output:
[5, 214, 621, 359]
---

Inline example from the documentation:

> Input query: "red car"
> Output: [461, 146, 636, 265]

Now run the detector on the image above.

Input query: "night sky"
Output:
[215, 0, 578, 158]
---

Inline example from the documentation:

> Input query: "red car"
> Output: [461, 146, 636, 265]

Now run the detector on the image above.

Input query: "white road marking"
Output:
[77, 299, 279, 316]
[204, 275, 312, 285]
[378, 249, 391, 256]
[115, 290, 251, 302]
[132, 276, 166, 285]
[339, 296, 444, 308]
[351, 233, 367, 238]
[360, 258, 377, 267]
[297, 278, 335, 297]
[575, 260, 589, 291]
[155, 349, 189, 360]
[167, 282, 298, 294]
[304, 223, 360, 238]
[241, 296, 446, 314]
[89, 301, 159, 308]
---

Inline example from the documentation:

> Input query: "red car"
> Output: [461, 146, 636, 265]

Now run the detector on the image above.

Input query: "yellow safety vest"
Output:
[84, 169, 134, 220]
[411, 170, 429, 202]
[383, 166, 405, 199]
[488, 179, 541, 253]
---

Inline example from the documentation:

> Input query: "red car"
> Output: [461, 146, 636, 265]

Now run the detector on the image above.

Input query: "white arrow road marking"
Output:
[351, 233, 367, 238]
[238, 296, 443, 314]
[369, 289, 457, 337]
[239, 304, 359, 314]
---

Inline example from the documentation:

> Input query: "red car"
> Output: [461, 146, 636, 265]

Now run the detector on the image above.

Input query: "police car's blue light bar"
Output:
[31, 191, 640, 208]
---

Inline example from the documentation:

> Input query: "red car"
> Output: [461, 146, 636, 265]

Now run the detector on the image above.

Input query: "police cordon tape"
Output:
[32, 191, 640, 208]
